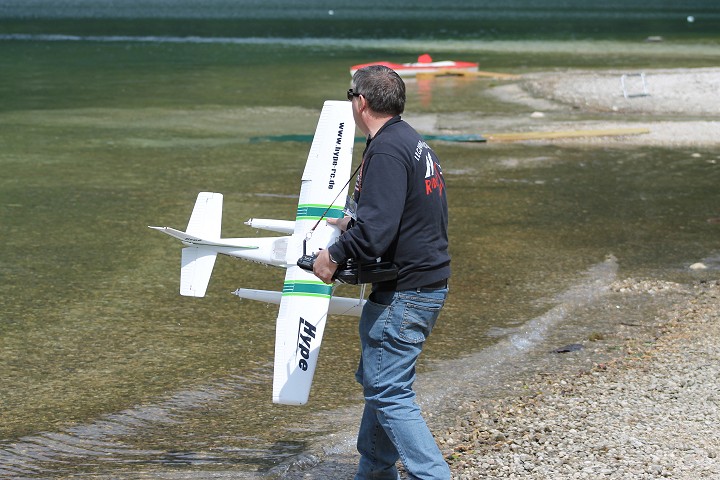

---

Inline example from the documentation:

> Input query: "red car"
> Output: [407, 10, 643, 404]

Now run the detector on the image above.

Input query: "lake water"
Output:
[1, 1, 719, 477]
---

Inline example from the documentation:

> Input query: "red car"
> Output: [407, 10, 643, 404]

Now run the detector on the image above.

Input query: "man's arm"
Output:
[329, 155, 407, 264]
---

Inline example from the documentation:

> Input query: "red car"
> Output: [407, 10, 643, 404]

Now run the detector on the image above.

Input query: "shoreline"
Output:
[440, 279, 720, 479]
[410, 67, 720, 148]
[433, 67, 720, 479]
[432, 66, 720, 478]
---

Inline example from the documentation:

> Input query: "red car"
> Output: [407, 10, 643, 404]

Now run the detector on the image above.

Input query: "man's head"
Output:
[350, 65, 405, 117]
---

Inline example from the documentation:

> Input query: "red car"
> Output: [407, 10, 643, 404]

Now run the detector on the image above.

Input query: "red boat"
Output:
[350, 54, 478, 77]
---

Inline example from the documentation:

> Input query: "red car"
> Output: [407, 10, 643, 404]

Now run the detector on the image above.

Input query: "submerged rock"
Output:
[552, 343, 584, 353]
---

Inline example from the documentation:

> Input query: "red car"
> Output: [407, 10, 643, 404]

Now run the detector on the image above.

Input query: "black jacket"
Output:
[328, 116, 450, 291]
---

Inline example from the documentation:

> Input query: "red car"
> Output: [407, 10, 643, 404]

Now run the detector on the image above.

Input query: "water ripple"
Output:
[0, 372, 266, 477]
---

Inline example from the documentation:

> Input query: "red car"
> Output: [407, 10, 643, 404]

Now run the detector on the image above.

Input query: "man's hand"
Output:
[328, 215, 352, 232]
[313, 249, 338, 284]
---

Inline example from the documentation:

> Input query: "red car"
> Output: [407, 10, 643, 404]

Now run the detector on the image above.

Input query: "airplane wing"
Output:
[233, 288, 365, 316]
[272, 100, 355, 405]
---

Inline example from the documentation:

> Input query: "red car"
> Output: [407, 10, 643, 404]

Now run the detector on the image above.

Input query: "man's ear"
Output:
[358, 95, 369, 112]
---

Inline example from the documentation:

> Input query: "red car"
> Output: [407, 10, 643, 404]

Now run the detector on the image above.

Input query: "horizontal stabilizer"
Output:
[149, 225, 262, 250]
[148, 226, 198, 243]
[181, 247, 217, 297]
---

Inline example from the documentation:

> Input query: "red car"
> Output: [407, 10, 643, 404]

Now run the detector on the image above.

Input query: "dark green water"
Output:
[1, 2, 720, 476]
[2, 0, 720, 41]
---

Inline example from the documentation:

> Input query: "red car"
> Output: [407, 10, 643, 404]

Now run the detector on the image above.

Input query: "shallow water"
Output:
[2, 3, 720, 477]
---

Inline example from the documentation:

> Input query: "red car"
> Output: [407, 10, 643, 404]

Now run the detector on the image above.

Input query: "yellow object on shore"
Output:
[485, 127, 650, 142]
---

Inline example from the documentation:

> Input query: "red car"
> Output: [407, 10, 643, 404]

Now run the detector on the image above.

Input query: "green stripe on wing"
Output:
[283, 280, 333, 298]
[296, 204, 345, 221]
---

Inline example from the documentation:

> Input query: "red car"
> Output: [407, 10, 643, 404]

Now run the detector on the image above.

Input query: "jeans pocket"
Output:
[398, 300, 443, 344]
[368, 290, 394, 306]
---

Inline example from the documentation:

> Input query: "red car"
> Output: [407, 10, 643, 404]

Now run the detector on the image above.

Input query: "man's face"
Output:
[348, 85, 369, 135]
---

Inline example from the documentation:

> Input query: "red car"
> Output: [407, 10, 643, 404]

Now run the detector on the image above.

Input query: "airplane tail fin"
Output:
[180, 192, 223, 297]
[187, 192, 223, 238]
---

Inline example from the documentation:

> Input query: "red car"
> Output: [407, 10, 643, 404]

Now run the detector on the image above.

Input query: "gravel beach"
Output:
[439, 279, 720, 479]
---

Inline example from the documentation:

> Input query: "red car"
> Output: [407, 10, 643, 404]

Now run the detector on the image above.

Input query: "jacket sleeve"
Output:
[329, 152, 408, 264]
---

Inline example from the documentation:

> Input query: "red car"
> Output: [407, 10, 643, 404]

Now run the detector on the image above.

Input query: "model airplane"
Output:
[150, 100, 365, 405]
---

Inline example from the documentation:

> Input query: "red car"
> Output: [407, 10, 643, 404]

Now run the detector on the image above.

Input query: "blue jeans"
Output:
[354, 287, 450, 480]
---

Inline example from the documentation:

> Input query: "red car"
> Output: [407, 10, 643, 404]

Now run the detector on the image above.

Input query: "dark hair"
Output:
[352, 65, 405, 116]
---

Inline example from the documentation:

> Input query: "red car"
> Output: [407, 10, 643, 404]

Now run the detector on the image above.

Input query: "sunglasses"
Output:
[347, 88, 362, 101]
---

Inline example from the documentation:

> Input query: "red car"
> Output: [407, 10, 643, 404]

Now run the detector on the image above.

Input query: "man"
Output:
[313, 65, 451, 480]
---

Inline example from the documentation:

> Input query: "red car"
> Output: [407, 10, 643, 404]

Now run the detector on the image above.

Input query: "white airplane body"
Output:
[150, 100, 364, 405]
